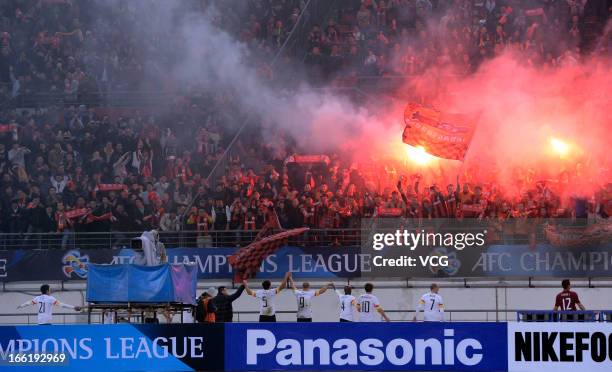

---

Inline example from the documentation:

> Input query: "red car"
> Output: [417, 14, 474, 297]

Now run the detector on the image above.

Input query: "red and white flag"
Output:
[96, 183, 128, 192]
[402, 103, 478, 161]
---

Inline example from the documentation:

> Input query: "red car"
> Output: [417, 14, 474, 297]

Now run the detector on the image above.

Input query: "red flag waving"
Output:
[403, 103, 478, 161]
[229, 227, 308, 281]
[97, 183, 127, 192]
[64, 208, 90, 219]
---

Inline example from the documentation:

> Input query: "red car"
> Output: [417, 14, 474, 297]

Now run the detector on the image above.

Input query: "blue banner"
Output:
[0, 324, 224, 371]
[224, 322, 508, 371]
[86, 264, 197, 303]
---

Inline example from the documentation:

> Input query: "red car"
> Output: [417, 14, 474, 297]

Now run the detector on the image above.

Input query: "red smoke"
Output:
[333, 52, 611, 201]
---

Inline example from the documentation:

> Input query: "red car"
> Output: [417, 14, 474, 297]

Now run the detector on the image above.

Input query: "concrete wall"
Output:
[1, 279, 611, 324]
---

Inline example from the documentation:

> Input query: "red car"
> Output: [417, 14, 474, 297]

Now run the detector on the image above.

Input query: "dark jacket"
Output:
[212, 285, 245, 322]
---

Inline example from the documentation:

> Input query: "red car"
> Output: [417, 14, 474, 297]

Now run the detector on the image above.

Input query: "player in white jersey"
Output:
[357, 283, 390, 322]
[288, 278, 332, 322]
[243, 272, 290, 322]
[17, 284, 81, 325]
[333, 284, 357, 322]
[413, 283, 445, 322]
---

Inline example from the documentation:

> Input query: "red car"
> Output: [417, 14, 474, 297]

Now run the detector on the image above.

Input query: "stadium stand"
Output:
[0, 0, 609, 321]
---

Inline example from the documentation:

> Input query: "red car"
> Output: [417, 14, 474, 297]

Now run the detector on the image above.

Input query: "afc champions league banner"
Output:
[0, 243, 611, 282]
[2, 323, 609, 371]
[0, 324, 225, 371]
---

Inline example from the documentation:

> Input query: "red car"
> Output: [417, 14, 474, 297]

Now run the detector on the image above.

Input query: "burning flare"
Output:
[549, 137, 570, 157]
[406, 145, 435, 166]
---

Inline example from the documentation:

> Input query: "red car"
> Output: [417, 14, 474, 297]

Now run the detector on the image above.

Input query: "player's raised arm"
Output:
[276, 272, 291, 293]
[315, 283, 333, 296]
[243, 279, 255, 296]
[288, 275, 297, 291]
[332, 283, 343, 297]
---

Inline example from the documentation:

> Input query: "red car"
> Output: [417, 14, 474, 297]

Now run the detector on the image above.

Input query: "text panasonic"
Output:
[246, 329, 483, 367]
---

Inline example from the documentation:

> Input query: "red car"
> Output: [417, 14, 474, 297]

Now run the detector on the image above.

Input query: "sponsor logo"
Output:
[515, 331, 612, 363]
[62, 250, 89, 278]
[246, 328, 483, 367]
[429, 247, 461, 276]
[508, 323, 612, 371]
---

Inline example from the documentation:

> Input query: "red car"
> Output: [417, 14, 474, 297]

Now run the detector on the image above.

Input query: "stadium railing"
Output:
[2, 309, 612, 325]
[516, 310, 606, 322]
[0, 227, 544, 250]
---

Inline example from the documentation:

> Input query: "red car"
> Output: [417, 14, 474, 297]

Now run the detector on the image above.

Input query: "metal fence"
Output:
[515, 310, 607, 322]
[0, 226, 549, 250]
[3, 309, 612, 325]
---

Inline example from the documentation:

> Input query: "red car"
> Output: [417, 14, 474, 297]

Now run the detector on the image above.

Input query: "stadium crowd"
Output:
[302, 0, 610, 80]
[1, 0, 609, 99]
[0, 96, 609, 249]
[0, 0, 610, 248]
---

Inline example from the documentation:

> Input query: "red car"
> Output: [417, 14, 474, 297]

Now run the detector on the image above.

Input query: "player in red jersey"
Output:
[553, 279, 585, 311]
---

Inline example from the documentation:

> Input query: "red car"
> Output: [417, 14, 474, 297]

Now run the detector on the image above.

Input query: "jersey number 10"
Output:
[362, 301, 370, 312]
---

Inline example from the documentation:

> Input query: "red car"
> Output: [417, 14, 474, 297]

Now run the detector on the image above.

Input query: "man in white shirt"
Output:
[413, 283, 445, 322]
[357, 283, 390, 322]
[243, 272, 290, 322]
[334, 284, 357, 322]
[17, 284, 82, 325]
[288, 278, 332, 322]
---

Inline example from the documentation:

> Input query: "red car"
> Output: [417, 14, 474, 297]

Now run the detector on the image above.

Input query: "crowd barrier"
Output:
[0, 322, 610, 371]
[0, 226, 546, 250]
[516, 310, 612, 322]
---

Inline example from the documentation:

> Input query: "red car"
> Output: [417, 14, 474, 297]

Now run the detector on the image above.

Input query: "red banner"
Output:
[64, 208, 89, 219]
[402, 103, 477, 161]
[229, 227, 309, 280]
[86, 212, 113, 224]
[524, 8, 545, 17]
[97, 184, 127, 192]
[0, 124, 15, 133]
[377, 207, 403, 217]
[461, 204, 485, 213]
[284, 154, 330, 165]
